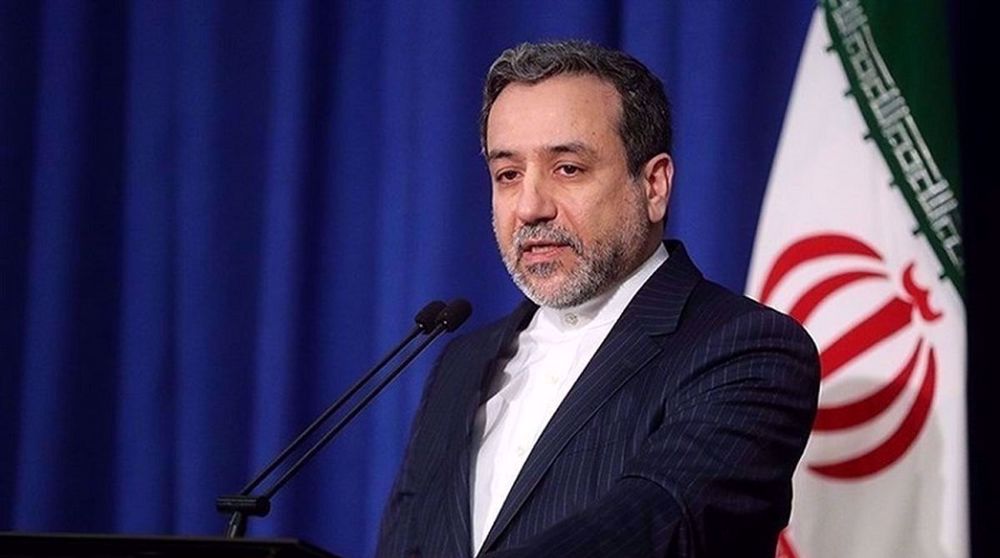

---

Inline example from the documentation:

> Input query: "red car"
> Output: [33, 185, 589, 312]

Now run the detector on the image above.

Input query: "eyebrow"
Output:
[547, 141, 597, 158]
[486, 141, 598, 163]
[486, 149, 516, 162]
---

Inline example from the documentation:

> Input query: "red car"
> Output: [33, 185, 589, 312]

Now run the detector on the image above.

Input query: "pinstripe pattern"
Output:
[377, 241, 820, 558]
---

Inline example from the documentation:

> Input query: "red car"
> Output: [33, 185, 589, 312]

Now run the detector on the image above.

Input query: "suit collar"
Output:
[626, 239, 702, 336]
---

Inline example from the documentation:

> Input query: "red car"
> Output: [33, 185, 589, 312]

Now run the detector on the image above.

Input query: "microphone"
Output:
[216, 298, 471, 538]
[437, 298, 472, 332]
[415, 300, 448, 332]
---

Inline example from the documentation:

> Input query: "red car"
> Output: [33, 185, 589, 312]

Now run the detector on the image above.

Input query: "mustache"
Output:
[513, 224, 583, 256]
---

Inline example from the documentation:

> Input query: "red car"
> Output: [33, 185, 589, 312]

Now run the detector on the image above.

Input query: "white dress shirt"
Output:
[470, 244, 669, 553]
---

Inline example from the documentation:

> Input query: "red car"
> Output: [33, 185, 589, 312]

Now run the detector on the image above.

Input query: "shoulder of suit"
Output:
[683, 277, 810, 339]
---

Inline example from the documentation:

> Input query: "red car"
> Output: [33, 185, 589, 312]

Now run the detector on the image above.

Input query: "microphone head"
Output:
[414, 300, 447, 333]
[437, 298, 472, 332]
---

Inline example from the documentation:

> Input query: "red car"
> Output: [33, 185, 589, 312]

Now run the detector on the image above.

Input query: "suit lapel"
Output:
[479, 241, 703, 553]
[435, 300, 538, 557]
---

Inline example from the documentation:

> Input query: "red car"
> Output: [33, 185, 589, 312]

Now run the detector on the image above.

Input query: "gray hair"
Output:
[480, 40, 672, 178]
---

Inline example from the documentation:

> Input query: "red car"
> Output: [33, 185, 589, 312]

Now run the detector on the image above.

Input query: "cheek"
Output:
[492, 196, 516, 225]
[491, 205, 515, 245]
[558, 200, 602, 239]
[569, 199, 628, 242]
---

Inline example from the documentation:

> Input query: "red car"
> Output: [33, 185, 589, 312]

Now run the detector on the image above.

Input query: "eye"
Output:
[556, 164, 583, 177]
[494, 169, 521, 183]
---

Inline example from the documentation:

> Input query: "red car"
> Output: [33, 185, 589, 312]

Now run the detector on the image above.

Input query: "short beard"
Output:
[494, 191, 650, 309]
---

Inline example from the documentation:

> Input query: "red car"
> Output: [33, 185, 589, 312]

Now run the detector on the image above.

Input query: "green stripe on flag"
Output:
[823, 0, 964, 296]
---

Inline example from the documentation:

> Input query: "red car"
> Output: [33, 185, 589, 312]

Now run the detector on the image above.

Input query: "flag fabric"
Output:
[745, 1, 966, 557]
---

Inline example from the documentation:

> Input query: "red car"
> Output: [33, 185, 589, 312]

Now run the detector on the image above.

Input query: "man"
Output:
[377, 41, 820, 558]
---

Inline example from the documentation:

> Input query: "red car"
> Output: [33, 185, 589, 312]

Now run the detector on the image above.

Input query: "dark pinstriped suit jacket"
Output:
[377, 241, 820, 558]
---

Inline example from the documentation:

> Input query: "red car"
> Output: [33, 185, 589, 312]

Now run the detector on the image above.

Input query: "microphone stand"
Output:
[216, 299, 471, 538]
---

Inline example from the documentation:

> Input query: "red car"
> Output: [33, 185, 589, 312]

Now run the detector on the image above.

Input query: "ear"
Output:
[641, 154, 673, 224]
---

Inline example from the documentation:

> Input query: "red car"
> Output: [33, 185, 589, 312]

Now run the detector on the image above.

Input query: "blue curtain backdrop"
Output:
[2, 1, 985, 557]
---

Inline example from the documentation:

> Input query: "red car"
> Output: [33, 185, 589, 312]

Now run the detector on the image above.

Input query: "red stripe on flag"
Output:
[819, 297, 912, 380]
[788, 270, 886, 324]
[809, 348, 936, 478]
[813, 339, 922, 431]
[760, 234, 883, 303]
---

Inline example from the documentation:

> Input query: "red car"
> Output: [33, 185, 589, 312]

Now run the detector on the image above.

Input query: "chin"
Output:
[524, 277, 563, 296]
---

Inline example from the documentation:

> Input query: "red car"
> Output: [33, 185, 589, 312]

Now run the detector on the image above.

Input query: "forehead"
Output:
[485, 74, 623, 155]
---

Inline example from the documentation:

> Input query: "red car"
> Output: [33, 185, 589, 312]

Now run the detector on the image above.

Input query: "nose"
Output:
[515, 171, 556, 225]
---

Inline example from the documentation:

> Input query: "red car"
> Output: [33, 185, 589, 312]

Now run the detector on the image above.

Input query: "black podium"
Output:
[0, 533, 341, 558]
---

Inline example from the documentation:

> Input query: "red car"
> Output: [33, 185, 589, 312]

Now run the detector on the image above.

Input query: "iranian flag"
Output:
[745, 1, 966, 557]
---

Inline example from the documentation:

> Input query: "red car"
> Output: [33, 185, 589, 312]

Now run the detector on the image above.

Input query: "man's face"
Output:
[486, 74, 659, 308]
